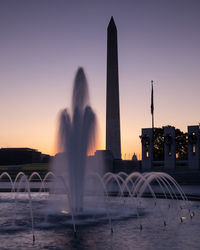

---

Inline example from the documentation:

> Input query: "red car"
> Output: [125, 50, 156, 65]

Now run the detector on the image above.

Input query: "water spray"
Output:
[32, 234, 35, 244]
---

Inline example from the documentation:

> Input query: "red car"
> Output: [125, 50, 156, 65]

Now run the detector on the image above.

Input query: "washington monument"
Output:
[106, 17, 121, 159]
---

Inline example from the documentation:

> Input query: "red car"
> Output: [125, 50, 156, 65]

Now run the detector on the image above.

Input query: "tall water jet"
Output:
[53, 67, 96, 213]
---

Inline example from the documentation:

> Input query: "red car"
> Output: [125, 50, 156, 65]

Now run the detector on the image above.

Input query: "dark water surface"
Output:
[0, 192, 199, 250]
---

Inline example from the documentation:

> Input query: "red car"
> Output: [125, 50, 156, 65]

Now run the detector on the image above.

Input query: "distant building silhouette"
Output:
[0, 148, 50, 165]
[106, 17, 121, 159]
[132, 153, 138, 161]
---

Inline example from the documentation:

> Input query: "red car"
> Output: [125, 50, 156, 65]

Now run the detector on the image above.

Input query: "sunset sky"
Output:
[0, 0, 200, 159]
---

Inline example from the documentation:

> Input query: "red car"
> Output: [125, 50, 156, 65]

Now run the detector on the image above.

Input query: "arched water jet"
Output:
[123, 172, 166, 224]
[85, 173, 112, 230]
[103, 172, 142, 224]
[28, 172, 44, 193]
[14, 172, 27, 191]
[13, 174, 35, 242]
[40, 172, 56, 193]
[0, 172, 14, 191]
[142, 173, 178, 224]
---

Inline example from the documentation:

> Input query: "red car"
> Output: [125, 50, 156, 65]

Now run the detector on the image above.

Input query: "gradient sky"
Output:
[0, 0, 200, 159]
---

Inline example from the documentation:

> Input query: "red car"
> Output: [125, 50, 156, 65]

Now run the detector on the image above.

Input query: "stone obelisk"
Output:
[106, 17, 121, 159]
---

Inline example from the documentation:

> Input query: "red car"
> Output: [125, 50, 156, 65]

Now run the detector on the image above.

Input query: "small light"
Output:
[61, 209, 69, 214]
[190, 212, 195, 218]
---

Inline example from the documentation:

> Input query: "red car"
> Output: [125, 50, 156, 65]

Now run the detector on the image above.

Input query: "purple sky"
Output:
[0, 0, 200, 158]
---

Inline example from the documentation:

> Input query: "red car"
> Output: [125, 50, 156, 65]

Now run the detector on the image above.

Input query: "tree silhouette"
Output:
[175, 128, 188, 159]
[152, 127, 188, 160]
[153, 128, 164, 160]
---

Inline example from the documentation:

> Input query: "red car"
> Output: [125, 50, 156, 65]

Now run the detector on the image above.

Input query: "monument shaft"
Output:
[106, 17, 121, 159]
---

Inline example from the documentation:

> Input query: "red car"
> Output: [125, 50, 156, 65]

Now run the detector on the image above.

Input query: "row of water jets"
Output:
[0, 170, 195, 242]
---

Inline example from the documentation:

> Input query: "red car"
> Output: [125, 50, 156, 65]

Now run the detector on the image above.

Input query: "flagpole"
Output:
[151, 80, 154, 129]
[151, 80, 154, 165]
[152, 109, 154, 129]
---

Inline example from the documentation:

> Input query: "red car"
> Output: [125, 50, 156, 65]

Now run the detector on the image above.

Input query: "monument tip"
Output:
[108, 16, 116, 28]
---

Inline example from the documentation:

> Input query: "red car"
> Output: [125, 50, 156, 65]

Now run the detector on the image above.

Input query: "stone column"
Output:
[188, 126, 200, 169]
[141, 128, 153, 171]
[164, 126, 176, 169]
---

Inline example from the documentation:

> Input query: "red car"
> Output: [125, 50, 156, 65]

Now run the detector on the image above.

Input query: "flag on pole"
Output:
[151, 80, 154, 115]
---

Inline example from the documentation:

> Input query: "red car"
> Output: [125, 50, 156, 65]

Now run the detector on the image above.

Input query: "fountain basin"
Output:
[0, 192, 199, 250]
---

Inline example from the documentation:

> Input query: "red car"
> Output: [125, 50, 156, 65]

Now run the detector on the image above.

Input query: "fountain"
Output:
[52, 67, 96, 213]
[0, 68, 199, 249]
